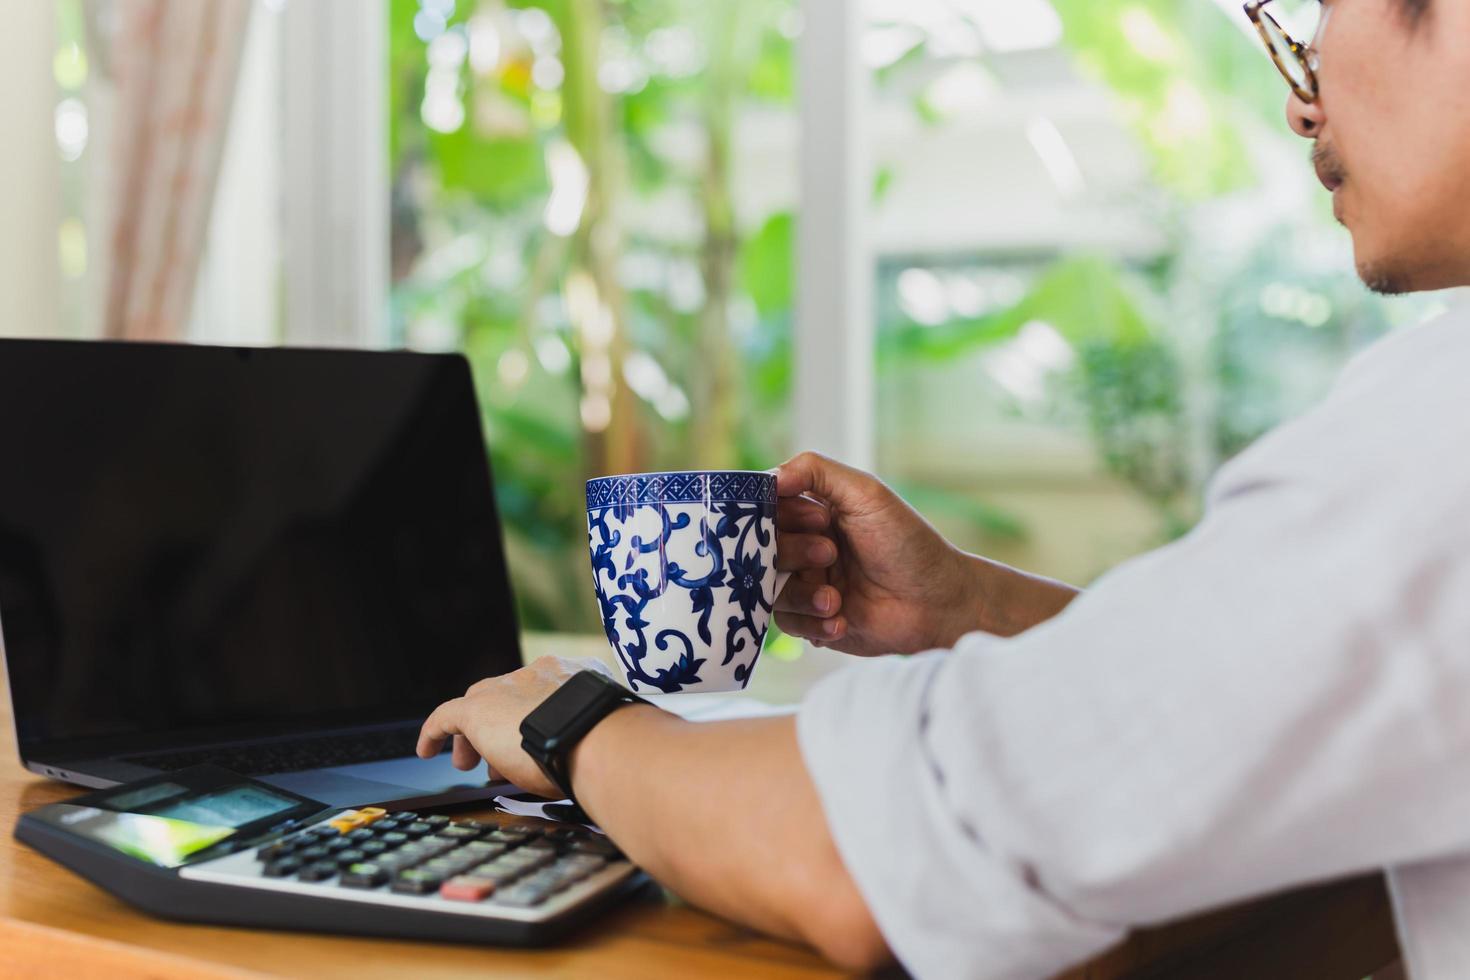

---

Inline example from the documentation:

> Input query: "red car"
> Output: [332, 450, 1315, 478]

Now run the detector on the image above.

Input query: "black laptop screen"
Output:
[0, 342, 521, 752]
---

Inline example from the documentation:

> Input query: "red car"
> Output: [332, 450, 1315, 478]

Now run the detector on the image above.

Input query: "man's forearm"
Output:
[566, 707, 889, 969]
[919, 549, 1081, 650]
[969, 554, 1080, 638]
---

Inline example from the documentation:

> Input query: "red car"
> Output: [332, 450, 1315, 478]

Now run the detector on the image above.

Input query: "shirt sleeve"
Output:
[798, 651, 1124, 980]
[797, 318, 1470, 980]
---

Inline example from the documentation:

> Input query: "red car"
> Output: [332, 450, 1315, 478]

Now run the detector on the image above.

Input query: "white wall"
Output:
[0, 5, 58, 338]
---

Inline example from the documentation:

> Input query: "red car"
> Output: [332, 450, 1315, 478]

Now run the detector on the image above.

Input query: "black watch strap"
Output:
[519, 670, 652, 820]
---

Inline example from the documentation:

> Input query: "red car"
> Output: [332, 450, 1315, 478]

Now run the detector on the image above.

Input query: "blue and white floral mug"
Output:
[585, 470, 790, 694]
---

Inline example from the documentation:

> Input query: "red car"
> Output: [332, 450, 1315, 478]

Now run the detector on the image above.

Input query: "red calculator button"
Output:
[440, 876, 496, 902]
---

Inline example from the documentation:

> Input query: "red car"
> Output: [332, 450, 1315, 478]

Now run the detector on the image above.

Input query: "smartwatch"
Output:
[519, 670, 653, 818]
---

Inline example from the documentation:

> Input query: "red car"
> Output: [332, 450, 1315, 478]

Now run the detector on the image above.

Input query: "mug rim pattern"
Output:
[586, 470, 777, 511]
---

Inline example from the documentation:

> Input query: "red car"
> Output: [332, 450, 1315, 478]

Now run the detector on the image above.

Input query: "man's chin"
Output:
[1356, 246, 1468, 295]
[1353, 234, 1418, 295]
[1357, 259, 1414, 295]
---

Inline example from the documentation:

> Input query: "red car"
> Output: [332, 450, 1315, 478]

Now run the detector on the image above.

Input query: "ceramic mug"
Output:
[585, 470, 791, 694]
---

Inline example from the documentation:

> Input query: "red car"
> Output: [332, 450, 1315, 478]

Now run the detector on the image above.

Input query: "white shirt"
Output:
[798, 297, 1470, 980]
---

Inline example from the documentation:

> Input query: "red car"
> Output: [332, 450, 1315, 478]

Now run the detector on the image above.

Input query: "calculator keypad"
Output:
[253, 811, 625, 910]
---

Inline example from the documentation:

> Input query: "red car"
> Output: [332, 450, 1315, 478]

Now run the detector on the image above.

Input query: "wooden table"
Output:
[0, 643, 1403, 979]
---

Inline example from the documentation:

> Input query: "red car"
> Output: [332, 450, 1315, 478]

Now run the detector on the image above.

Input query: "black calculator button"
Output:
[359, 841, 389, 857]
[420, 857, 469, 876]
[435, 825, 480, 841]
[346, 828, 376, 843]
[297, 844, 330, 861]
[570, 839, 621, 857]
[455, 819, 487, 832]
[449, 855, 488, 875]
[306, 826, 338, 840]
[494, 884, 552, 907]
[391, 811, 419, 822]
[521, 868, 563, 888]
[391, 843, 434, 863]
[256, 842, 293, 862]
[325, 838, 353, 853]
[550, 857, 603, 888]
[402, 822, 433, 838]
[262, 857, 303, 878]
[423, 815, 451, 828]
[378, 831, 409, 847]
[372, 818, 402, 832]
[298, 860, 338, 882]
[335, 848, 367, 866]
[340, 863, 388, 888]
[473, 858, 528, 884]
[375, 855, 418, 875]
[390, 869, 444, 895]
[482, 829, 530, 845]
[559, 854, 606, 873]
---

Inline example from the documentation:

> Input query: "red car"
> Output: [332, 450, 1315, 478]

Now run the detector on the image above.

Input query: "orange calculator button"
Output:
[356, 807, 388, 825]
[328, 810, 368, 833]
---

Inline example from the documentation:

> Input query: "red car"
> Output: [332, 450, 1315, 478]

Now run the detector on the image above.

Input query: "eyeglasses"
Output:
[1243, 0, 1322, 103]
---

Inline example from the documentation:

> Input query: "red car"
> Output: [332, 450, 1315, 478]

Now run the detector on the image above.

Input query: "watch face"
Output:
[520, 670, 622, 749]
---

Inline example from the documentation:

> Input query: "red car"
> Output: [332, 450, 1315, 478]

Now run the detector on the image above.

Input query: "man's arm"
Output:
[570, 707, 891, 970]
[416, 658, 890, 970]
[772, 452, 1080, 653]
[969, 553, 1079, 637]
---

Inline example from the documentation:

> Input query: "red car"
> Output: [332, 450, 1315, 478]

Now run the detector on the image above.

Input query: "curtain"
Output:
[103, 0, 252, 341]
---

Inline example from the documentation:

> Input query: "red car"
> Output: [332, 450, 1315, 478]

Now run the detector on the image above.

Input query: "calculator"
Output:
[14, 765, 649, 945]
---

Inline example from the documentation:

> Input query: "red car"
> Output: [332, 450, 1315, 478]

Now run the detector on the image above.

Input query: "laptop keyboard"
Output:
[125, 725, 441, 776]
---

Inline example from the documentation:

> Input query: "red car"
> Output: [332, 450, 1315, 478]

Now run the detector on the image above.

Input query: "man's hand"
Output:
[415, 656, 612, 798]
[421, 655, 892, 970]
[774, 451, 1080, 655]
[773, 452, 986, 656]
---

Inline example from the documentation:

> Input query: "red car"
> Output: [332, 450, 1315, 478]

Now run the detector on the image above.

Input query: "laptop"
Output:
[0, 340, 523, 808]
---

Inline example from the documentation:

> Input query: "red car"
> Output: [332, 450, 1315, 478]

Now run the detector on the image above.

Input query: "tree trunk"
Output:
[559, 0, 642, 480]
[691, 2, 742, 469]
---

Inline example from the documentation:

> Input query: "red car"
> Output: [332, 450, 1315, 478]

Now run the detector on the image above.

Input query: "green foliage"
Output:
[747, 27, 796, 102]
[892, 482, 1028, 541]
[881, 255, 1152, 366]
[1049, 0, 1264, 198]
[390, 0, 1402, 630]
[390, 0, 800, 631]
[429, 130, 547, 206]
[867, 0, 1416, 557]
[739, 212, 793, 318]
[1075, 339, 1189, 524]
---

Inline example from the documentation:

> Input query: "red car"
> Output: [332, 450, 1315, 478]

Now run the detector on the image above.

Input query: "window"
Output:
[31, 0, 1463, 660]
[867, 0, 1454, 585]
[388, 0, 799, 631]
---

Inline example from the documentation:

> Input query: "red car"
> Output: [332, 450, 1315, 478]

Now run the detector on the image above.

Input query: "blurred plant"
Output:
[870, 0, 1423, 554]
[390, 0, 796, 630]
[392, 0, 1428, 630]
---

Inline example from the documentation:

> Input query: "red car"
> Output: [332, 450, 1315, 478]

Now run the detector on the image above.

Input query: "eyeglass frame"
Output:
[1243, 0, 1322, 103]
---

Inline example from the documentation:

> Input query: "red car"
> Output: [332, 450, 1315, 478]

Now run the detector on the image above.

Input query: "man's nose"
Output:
[1286, 92, 1326, 138]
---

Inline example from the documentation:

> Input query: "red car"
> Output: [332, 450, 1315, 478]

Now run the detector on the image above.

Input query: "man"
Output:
[418, 0, 1470, 975]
